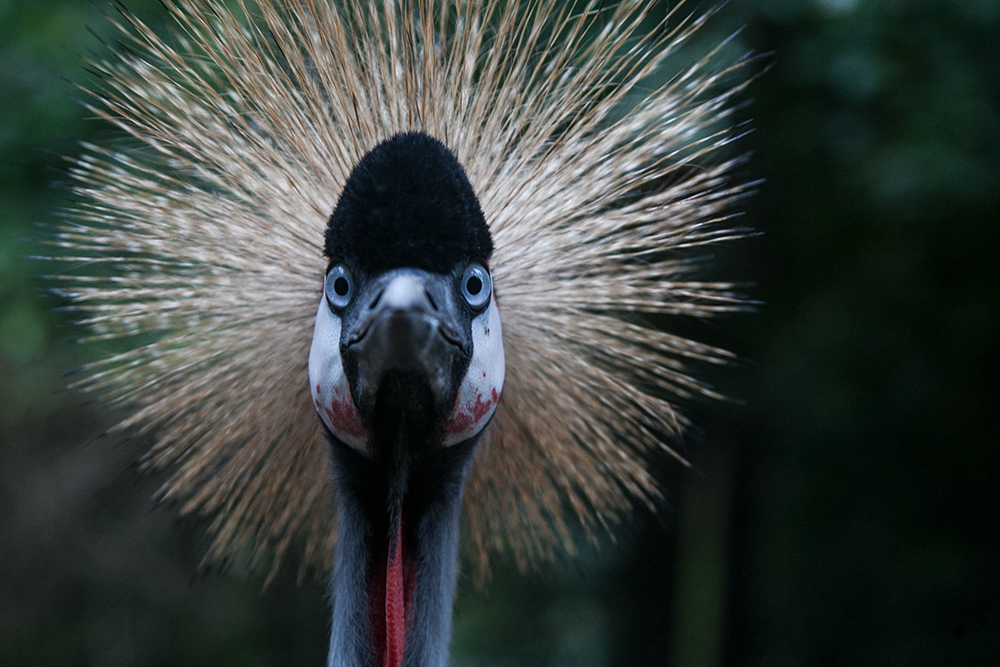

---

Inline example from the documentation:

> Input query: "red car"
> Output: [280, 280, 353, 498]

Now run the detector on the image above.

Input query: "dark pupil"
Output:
[333, 276, 350, 296]
[467, 275, 483, 295]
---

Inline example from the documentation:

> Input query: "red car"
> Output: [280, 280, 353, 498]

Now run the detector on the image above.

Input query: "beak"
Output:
[344, 270, 470, 428]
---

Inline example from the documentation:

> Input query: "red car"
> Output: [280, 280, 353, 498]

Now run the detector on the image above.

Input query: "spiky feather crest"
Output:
[53, 0, 753, 581]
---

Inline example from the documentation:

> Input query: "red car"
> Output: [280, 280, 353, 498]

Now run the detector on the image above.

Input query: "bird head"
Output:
[309, 133, 504, 456]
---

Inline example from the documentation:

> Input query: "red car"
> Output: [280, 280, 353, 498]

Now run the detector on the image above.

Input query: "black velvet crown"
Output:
[325, 132, 494, 274]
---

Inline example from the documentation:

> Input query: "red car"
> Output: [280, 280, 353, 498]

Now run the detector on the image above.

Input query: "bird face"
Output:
[308, 260, 504, 453]
[307, 132, 504, 456]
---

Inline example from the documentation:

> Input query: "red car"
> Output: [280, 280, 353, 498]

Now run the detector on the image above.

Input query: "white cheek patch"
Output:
[308, 298, 369, 450]
[443, 296, 505, 446]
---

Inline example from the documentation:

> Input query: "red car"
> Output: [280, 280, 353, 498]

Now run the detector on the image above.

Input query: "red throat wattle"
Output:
[371, 520, 411, 667]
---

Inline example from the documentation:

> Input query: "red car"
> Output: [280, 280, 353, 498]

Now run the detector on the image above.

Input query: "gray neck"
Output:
[325, 434, 477, 667]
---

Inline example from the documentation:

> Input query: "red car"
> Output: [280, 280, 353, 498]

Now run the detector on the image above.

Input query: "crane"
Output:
[53, 1, 753, 665]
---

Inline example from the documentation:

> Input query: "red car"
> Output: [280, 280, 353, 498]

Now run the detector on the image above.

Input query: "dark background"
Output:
[1, 0, 997, 665]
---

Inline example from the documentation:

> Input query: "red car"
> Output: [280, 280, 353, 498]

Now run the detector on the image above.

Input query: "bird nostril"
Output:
[425, 290, 437, 311]
[370, 288, 386, 310]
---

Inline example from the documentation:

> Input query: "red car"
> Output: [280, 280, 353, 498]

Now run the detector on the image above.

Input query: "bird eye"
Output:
[325, 264, 354, 310]
[461, 263, 492, 309]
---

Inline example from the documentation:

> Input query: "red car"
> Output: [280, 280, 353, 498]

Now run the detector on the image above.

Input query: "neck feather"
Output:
[325, 427, 477, 667]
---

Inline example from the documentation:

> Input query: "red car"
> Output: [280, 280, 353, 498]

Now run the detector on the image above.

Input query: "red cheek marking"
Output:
[444, 389, 498, 434]
[323, 395, 368, 439]
[444, 411, 473, 434]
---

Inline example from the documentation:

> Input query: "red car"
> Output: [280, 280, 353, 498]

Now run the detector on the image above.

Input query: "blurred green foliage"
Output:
[1, 0, 997, 665]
